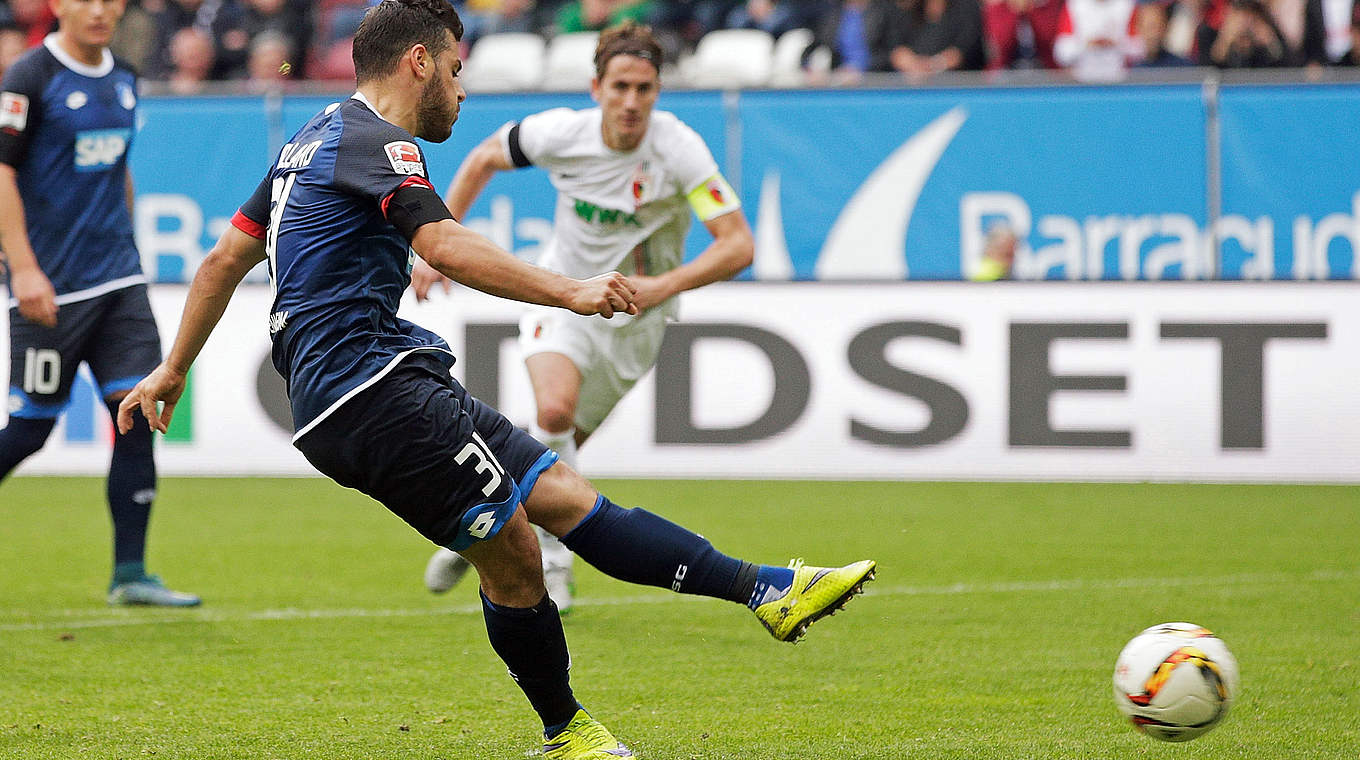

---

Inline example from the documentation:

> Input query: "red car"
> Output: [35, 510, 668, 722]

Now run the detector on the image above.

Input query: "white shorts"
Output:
[518, 306, 668, 434]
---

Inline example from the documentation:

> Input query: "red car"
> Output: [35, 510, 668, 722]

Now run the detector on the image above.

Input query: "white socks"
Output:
[531, 424, 578, 572]
[530, 423, 579, 471]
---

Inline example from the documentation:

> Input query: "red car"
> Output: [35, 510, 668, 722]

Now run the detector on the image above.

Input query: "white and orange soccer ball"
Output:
[1112, 622, 1239, 742]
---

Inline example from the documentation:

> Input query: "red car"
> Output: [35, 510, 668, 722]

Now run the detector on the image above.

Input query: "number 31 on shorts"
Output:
[455, 431, 507, 500]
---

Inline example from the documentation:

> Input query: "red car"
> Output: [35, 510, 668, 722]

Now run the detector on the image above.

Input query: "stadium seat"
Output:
[461, 33, 546, 92]
[684, 29, 774, 89]
[769, 28, 814, 87]
[542, 32, 600, 91]
[310, 38, 357, 82]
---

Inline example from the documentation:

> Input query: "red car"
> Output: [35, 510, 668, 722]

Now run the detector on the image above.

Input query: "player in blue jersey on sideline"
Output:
[0, 0, 199, 607]
[117, 0, 874, 756]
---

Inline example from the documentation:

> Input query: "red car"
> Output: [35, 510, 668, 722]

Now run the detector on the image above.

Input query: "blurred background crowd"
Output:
[2, 0, 1359, 89]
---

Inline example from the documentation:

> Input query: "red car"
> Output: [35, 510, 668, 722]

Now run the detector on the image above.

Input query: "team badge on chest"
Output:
[631, 161, 651, 209]
[117, 82, 137, 111]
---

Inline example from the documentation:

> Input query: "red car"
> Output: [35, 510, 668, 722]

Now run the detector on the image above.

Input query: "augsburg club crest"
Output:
[631, 161, 650, 208]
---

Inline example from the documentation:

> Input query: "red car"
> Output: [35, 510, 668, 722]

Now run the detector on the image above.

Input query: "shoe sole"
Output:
[107, 595, 201, 607]
[782, 564, 877, 644]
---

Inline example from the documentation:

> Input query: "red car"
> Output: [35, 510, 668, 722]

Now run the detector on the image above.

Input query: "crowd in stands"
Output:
[3, 0, 1360, 87]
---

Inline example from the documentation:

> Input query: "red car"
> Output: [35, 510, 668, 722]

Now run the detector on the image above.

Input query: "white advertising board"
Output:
[5, 282, 1358, 482]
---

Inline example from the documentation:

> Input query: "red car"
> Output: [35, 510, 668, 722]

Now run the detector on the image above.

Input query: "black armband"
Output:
[507, 123, 532, 168]
[384, 181, 455, 242]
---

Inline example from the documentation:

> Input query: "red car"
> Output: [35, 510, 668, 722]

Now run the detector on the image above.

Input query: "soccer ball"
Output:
[1112, 622, 1239, 742]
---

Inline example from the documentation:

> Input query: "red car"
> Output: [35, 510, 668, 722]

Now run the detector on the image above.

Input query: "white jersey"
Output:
[498, 107, 740, 323]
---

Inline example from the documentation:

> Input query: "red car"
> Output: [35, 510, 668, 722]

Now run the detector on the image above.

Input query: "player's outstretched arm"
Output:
[410, 135, 515, 302]
[412, 219, 638, 318]
[117, 225, 265, 434]
[445, 133, 514, 220]
[631, 208, 754, 311]
[0, 164, 57, 327]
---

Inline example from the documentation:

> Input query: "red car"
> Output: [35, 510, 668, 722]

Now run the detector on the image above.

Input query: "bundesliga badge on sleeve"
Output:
[0, 92, 30, 132]
[384, 141, 425, 176]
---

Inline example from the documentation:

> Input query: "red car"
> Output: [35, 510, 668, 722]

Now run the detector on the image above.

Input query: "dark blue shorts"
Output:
[7, 284, 161, 419]
[293, 353, 557, 550]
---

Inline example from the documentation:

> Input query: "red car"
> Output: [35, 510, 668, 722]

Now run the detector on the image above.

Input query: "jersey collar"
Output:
[43, 33, 114, 78]
[350, 91, 389, 123]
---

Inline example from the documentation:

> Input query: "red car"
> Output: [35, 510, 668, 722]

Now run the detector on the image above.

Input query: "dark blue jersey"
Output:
[0, 36, 142, 300]
[233, 95, 452, 440]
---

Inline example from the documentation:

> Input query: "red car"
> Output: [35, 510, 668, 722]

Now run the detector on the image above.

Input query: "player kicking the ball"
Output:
[418, 21, 754, 612]
[119, 2, 873, 757]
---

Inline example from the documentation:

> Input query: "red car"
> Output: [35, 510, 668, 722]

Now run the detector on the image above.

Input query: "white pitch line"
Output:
[1, 568, 1356, 634]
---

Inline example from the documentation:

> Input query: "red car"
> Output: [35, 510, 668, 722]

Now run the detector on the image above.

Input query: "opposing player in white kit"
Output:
[417, 21, 754, 610]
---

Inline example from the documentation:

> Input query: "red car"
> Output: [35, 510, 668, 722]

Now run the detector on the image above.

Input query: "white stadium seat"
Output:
[461, 33, 545, 92]
[770, 28, 814, 87]
[542, 32, 600, 91]
[684, 29, 775, 89]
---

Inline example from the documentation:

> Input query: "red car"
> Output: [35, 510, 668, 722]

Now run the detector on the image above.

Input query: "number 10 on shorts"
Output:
[23, 348, 60, 395]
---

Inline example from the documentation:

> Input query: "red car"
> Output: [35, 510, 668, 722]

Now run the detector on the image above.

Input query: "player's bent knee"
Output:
[535, 404, 576, 436]
[522, 462, 599, 537]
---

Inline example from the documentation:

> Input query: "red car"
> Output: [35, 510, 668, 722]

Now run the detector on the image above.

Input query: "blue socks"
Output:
[484, 499, 800, 733]
[112, 561, 147, 585]
[2, 407, 158, 587]
[107, 400, 155, 568]
[0, 416, 55, 482]
[561, 496, 764, 604]
[481, 592, 580, 734]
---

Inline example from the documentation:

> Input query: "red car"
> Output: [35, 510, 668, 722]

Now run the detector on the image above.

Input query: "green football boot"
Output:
[542, 709, 634, 759]
[752, 558, 876, 643]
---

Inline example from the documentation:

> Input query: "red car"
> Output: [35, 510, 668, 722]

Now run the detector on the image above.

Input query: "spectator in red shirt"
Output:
[984, 0, 1063, 69]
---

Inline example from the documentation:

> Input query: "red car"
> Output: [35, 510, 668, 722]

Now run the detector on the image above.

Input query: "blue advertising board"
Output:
[131, 96, 273, 282]
[127, 82, 1359, 282]
[1218, 84, 1360, 280]
[738, 86, 1208, 280]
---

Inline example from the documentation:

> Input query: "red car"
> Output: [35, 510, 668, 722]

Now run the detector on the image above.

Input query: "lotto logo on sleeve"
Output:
[0, 92, 29, 132]
[384, 141, 426, 177]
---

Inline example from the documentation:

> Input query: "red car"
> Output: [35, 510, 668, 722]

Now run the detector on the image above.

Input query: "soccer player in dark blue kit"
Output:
[118, 0, 875, 755]
[0, 0, 199, 607]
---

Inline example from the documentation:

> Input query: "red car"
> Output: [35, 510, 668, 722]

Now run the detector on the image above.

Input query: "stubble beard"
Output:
[415, 75, 456, 143]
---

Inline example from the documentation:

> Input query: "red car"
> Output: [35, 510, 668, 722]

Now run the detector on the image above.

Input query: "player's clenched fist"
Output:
[568, 272, 638, 318]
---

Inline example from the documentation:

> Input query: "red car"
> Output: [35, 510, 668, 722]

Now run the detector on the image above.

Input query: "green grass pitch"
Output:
[1, 477, 1357, 759]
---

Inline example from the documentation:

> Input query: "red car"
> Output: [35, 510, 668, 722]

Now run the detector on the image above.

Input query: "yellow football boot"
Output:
[752, 558, 877, 643]
[543, 709, 634, 759]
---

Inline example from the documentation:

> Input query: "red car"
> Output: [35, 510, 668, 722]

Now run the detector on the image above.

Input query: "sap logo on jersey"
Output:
[74, 128, 131, 171]
[384, 141, 425, 177]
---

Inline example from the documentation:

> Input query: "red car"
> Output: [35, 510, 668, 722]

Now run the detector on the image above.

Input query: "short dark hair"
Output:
[352, 0, 464, 83]
[593, 20, 662, 79]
